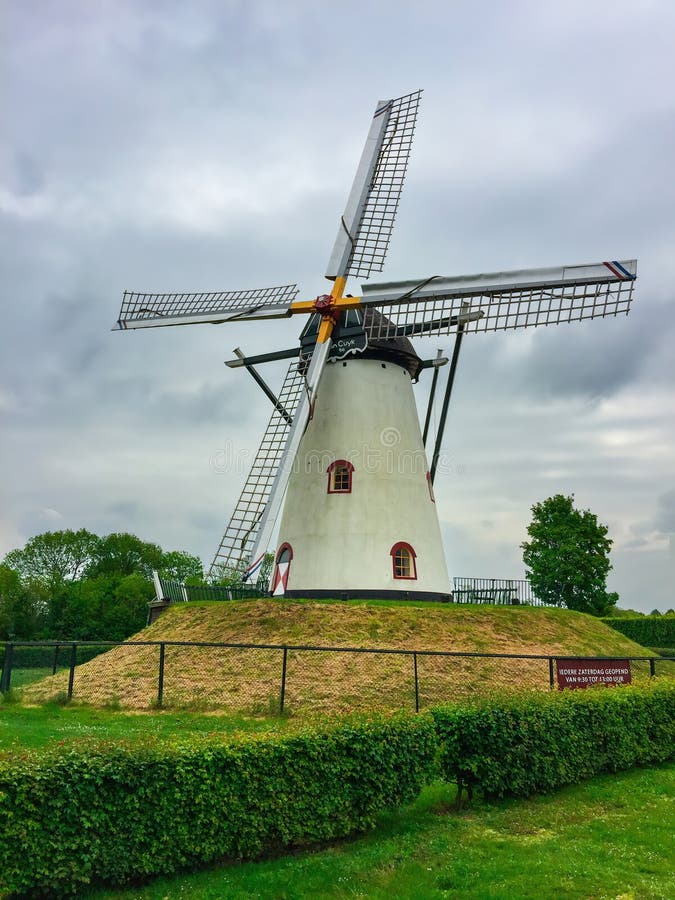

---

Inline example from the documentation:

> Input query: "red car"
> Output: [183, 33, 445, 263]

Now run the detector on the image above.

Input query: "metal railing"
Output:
[453, 577, 546, 606]
[2, 640, 672, 715]
[155, 575, 262, 603]
[156, 574, 546, 608]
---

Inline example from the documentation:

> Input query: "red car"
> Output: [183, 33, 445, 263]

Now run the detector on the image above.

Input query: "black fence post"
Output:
[279, 647, 288, 714]
[549, 657, 555, 689]
[157, 642, 166, 708]
[52, 643, 60, 676]
[67, 643, 77, 700]
[413, 652, 420, 712]
[649, 657, 656, 678]
[0, 643, 14, 694]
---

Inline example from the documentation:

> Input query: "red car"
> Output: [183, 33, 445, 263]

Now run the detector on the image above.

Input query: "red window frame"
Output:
[326, 459, 354, 494]
[271, 542, 294, 596]
[390, 541, 417, 580]
[275, 542, 293, 565]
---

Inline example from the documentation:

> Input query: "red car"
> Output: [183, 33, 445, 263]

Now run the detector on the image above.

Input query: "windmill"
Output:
[115, 90, 637, 601]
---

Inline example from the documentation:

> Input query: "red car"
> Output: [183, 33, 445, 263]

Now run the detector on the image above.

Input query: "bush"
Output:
[601, 616, 675, 648]
[0, 713, 437, 896]
[431, 681, 675, 803]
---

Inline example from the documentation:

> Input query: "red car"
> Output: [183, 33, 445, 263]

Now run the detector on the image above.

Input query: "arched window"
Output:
[390, 542, 417, 580]
[326, 459, 354, 494]
[271, 543, 293, 596]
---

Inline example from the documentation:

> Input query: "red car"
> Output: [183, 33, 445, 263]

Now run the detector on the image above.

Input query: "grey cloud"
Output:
[11, 152, 46, 197]
[106, 501, 140, 519]
[3, 1, 675, 611]
[655, 490, 675, 534]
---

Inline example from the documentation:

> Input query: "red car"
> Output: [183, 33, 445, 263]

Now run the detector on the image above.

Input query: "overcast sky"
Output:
[2, 0, 674, 612]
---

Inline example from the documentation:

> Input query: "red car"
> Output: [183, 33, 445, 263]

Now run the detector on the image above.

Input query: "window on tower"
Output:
[327, 459, 354, 494]
[390, 542, 417, 580]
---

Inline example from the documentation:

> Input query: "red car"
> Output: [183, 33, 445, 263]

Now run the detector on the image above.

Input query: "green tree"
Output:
[46, 573, 152, 641]
[521, 494, 618, 617]
[2, 530, 205, 642]
[210, 561, 246, 588]
[159, 550, 204, 582]
[3, 529, 100, 589]
[210, 553, 272, 594]
[256, 553, 274, 593]
[87, 533, 163, 579]
[0, 564, 47, 640]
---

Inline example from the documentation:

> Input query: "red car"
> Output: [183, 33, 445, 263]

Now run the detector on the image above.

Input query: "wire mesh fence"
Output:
[2, 641, 672, 714]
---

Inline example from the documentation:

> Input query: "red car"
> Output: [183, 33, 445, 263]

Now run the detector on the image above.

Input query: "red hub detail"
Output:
[313, 294, 334, 310]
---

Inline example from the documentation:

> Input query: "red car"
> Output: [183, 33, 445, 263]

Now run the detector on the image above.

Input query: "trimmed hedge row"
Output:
[601, 616, 675, 648]
[431, 681, 675, 802]
[1, 683, 673, 895]
[0, 715, 437, 896]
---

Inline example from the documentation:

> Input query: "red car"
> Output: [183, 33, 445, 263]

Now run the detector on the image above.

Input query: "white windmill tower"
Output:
[115, 90, 637, 601]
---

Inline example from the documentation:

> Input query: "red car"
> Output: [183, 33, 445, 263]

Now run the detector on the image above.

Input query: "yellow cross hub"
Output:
[288, 276, 363, 343]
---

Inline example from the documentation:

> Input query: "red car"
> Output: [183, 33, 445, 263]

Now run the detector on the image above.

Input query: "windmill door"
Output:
[271, 544, 293, 596]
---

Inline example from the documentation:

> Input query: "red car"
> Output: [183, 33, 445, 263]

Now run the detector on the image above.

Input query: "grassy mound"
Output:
[21, 600, 655, 713]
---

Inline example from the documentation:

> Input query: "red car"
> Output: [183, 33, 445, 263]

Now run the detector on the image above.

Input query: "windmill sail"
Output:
[209, 361, 305, 580]
[359, 259, 637, 339]
[241, 334, 334, 580]
[326, 90, 422, 281]
[115, 284, 298, 330]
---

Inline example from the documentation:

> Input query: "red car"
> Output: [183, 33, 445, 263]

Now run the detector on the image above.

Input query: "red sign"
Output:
[556, 659, 631, 690]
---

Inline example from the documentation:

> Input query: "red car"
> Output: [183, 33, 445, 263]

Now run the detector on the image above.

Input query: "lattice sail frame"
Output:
[116, 284, 298, 330]
[325, 90, 422, 281]
[209, 361, 305, 580]
[360, 260, 636, 339]
[347, 90, 422, 279]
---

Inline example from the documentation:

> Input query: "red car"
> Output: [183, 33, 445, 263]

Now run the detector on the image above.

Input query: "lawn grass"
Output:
[84, 763, 675, 899]
[0, 703, 294, 753]
[5, 667, 59, 689]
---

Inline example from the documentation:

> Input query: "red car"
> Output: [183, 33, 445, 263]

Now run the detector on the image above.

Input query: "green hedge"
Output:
[2, 685, 673, 895]
[0, 714, 436, 896]
[601, 616, 675, 648]
[431, 681, 675, 802]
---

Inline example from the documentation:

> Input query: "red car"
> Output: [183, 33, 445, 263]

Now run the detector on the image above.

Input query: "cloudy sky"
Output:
[2, 0, 674, 612]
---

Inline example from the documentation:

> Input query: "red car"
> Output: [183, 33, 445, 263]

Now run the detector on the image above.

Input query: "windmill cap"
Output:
[361, 308, 422, 380]
[300, 308, 422, 379]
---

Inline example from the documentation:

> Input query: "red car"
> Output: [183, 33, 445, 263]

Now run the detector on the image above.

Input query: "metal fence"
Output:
[2, 640, 672, 715]
[155, 576, 261, 603]
[452, 577, 543, 606]
[155, 575, 545, 608]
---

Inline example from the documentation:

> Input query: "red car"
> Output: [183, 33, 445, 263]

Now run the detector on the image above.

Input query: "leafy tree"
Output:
[521, 494, 618, 617]
[159, 550, 204, 582]
[211, 561, 246, 588]
[256, 553, 274, 593]
[211, 553, 273, 593]
[46, 573, 152, 641]
[87, 533, 163, 579]
[3, 529, 100, 588]
[0, 564, 47, 640]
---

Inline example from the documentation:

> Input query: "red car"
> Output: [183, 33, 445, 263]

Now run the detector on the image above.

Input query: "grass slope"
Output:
[21, 600, 655, 714]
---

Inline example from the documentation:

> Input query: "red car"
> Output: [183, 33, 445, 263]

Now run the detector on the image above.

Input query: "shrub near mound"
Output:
[431, 681, 675, 802]
[0, 714, 437, 896]
[602, 616, 675, 648]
